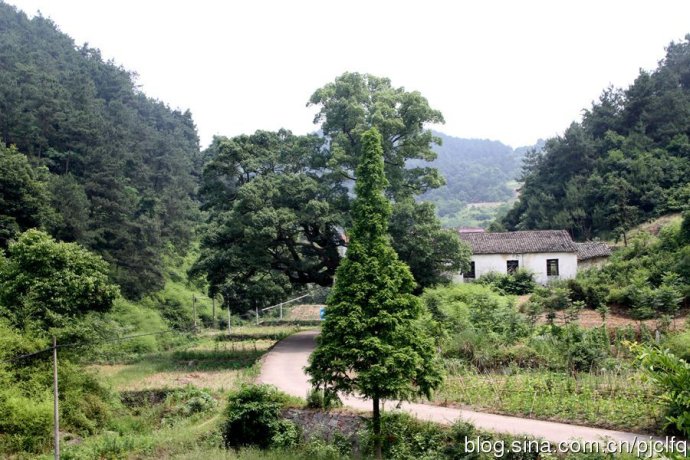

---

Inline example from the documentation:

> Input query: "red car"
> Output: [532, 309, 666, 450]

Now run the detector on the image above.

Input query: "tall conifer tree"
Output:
[307, 128, 443, 458]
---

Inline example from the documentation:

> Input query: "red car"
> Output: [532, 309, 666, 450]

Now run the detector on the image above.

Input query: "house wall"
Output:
[465, 252, 578, 284]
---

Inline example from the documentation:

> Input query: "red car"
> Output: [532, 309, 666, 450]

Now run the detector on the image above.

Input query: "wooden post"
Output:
[212, 296, 216, 325]
[279, 302, 283, 320]
[255, 306, 259, 325]
[227, 307, 231, 334]
[53, 336, 60, 460]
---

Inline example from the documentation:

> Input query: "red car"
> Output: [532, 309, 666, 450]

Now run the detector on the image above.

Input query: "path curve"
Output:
[258, 330, 657, 444]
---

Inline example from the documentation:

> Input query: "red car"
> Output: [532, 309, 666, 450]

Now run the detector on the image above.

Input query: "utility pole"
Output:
[212, 296, 216, 326]
[255, 306, 259, 325]
[227, 306, 232, 334]
[53, 336, 60, 460]
[192, 295, 197, 330]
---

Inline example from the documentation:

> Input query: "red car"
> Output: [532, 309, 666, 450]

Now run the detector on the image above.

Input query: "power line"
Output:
[0, 327, 195, 365]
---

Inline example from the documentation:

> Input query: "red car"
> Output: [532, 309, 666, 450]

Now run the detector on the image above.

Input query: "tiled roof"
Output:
[575, 242, 612, 260]
[458, 230, 577, 254]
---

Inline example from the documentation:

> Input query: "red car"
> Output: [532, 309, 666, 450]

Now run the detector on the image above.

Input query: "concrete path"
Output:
[258, 330, 658, 445]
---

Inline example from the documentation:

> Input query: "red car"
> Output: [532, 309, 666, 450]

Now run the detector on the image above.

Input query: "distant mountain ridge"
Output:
[411, 131, 543, 226]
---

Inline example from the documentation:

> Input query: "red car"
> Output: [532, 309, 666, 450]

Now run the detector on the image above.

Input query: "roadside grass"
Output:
[54, 326, 311, 459]
[47, 405, 226, 459]
[89, 326, 305, 392]
[432, 364, 664, 433]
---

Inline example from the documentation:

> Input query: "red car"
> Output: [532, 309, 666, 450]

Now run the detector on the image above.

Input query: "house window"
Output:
[547, 259, 559, 277]
[507, 260, 519, 274]
[464, 261, 476, 279]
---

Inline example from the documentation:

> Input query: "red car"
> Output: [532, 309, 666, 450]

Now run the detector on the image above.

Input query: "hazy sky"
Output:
[7, 0, 690, 149]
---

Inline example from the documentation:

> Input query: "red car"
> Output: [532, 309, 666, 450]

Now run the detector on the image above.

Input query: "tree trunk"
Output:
[373, 396, 382, 459]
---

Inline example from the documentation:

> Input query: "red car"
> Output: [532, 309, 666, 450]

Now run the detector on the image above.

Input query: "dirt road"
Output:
[258, 330, 658, 445]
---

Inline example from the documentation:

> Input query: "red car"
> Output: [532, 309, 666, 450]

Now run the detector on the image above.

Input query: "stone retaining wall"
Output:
[282, 408, 365, 451]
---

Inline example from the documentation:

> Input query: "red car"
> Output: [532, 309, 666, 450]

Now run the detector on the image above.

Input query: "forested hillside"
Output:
[502, 36, 690, 241]
[413, 132, 540, 227]
[0, 3, 200, 298]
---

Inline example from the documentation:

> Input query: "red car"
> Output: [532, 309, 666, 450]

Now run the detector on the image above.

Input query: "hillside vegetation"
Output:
[2, 1, 690, 457]
[502, 35, 690, 242]
[0, 3, 200, 298]
[413, 133, 542, 228]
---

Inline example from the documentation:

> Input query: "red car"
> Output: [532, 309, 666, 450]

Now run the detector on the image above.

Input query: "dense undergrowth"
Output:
[421, 281, 682, 433]
[0, 231, 222, 456]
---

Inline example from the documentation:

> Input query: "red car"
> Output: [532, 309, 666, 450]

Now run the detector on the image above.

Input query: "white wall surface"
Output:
[464, 252, 578, 284]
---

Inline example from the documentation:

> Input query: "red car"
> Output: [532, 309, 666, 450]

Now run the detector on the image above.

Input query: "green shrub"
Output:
[559, 325, 610, 373]
[166, 387, 217, 417]
[478, 269, 536, 295]
[423, 283, 528, 340]
[306, 387, 342, 410]
[0, 386, 53, 453]
[362, 411, 447, 460]
[566, 277, 607, 309]
[221, 384, 298, 450]
[529, 285, 572, 324]
[303, 438, 350, 460]
[664, 330, 690, 362]
[633, 344, 690, 437]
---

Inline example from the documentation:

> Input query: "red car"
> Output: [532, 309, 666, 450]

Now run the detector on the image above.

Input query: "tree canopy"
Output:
[309, 72, 445, 199]
[306, 128, 443, 457]
[0, 229, 119, 330]
[0, 144, 51, 247]
[194, 74, 469, 312]
[0, 3, 200, 298]
[502, 36, 690, 240]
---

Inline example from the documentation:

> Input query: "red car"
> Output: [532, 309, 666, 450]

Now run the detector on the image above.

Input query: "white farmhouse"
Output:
[457, 229, 580, 284]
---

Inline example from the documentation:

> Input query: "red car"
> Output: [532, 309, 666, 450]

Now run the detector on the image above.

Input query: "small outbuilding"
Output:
[574, 242, 612, 269]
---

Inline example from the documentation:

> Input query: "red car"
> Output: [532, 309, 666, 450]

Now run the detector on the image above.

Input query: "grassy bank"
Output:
[46, 326, 306, 460]
[433, 365, 663, 433]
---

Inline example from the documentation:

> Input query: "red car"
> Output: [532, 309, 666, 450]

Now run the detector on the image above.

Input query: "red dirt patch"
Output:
[539, 306, 689, 331]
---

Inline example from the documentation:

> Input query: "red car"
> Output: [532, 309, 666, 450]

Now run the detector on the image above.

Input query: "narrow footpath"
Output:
[258, 330, 658, 445]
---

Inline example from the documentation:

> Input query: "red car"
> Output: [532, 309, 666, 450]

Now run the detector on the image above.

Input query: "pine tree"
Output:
[306, 128, 443, 458]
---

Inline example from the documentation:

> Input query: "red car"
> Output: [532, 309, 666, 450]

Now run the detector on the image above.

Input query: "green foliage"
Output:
[423, 283, 528, 342]
[477, 269, 536, 295]
[389, 198, 471, 290]
[309, 72, 444, 199]
[362, 412, 447, 460]
[527, 283, 586, 325]
[633, 344, 690, 437]
[426, 283, 632, 373]
[307, 128, 444, 456]
[166, 387, 217, 417]
[195, 74, 469, 313]
[0, 320, 115, 455]
[503, 36, 690, 240]
[221, 384, 297, 450]
[0, 384, 53, 453]
[0, 229, 119, 329]
[569, 223, 689, 318]
[305, 387, 342, 410]
[664, 330, 690, 362]
[0, 144, 51, 247]
[193, 130, 337, 313]
[308, 128, 444, 400]
[0, 4, 200, 298]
